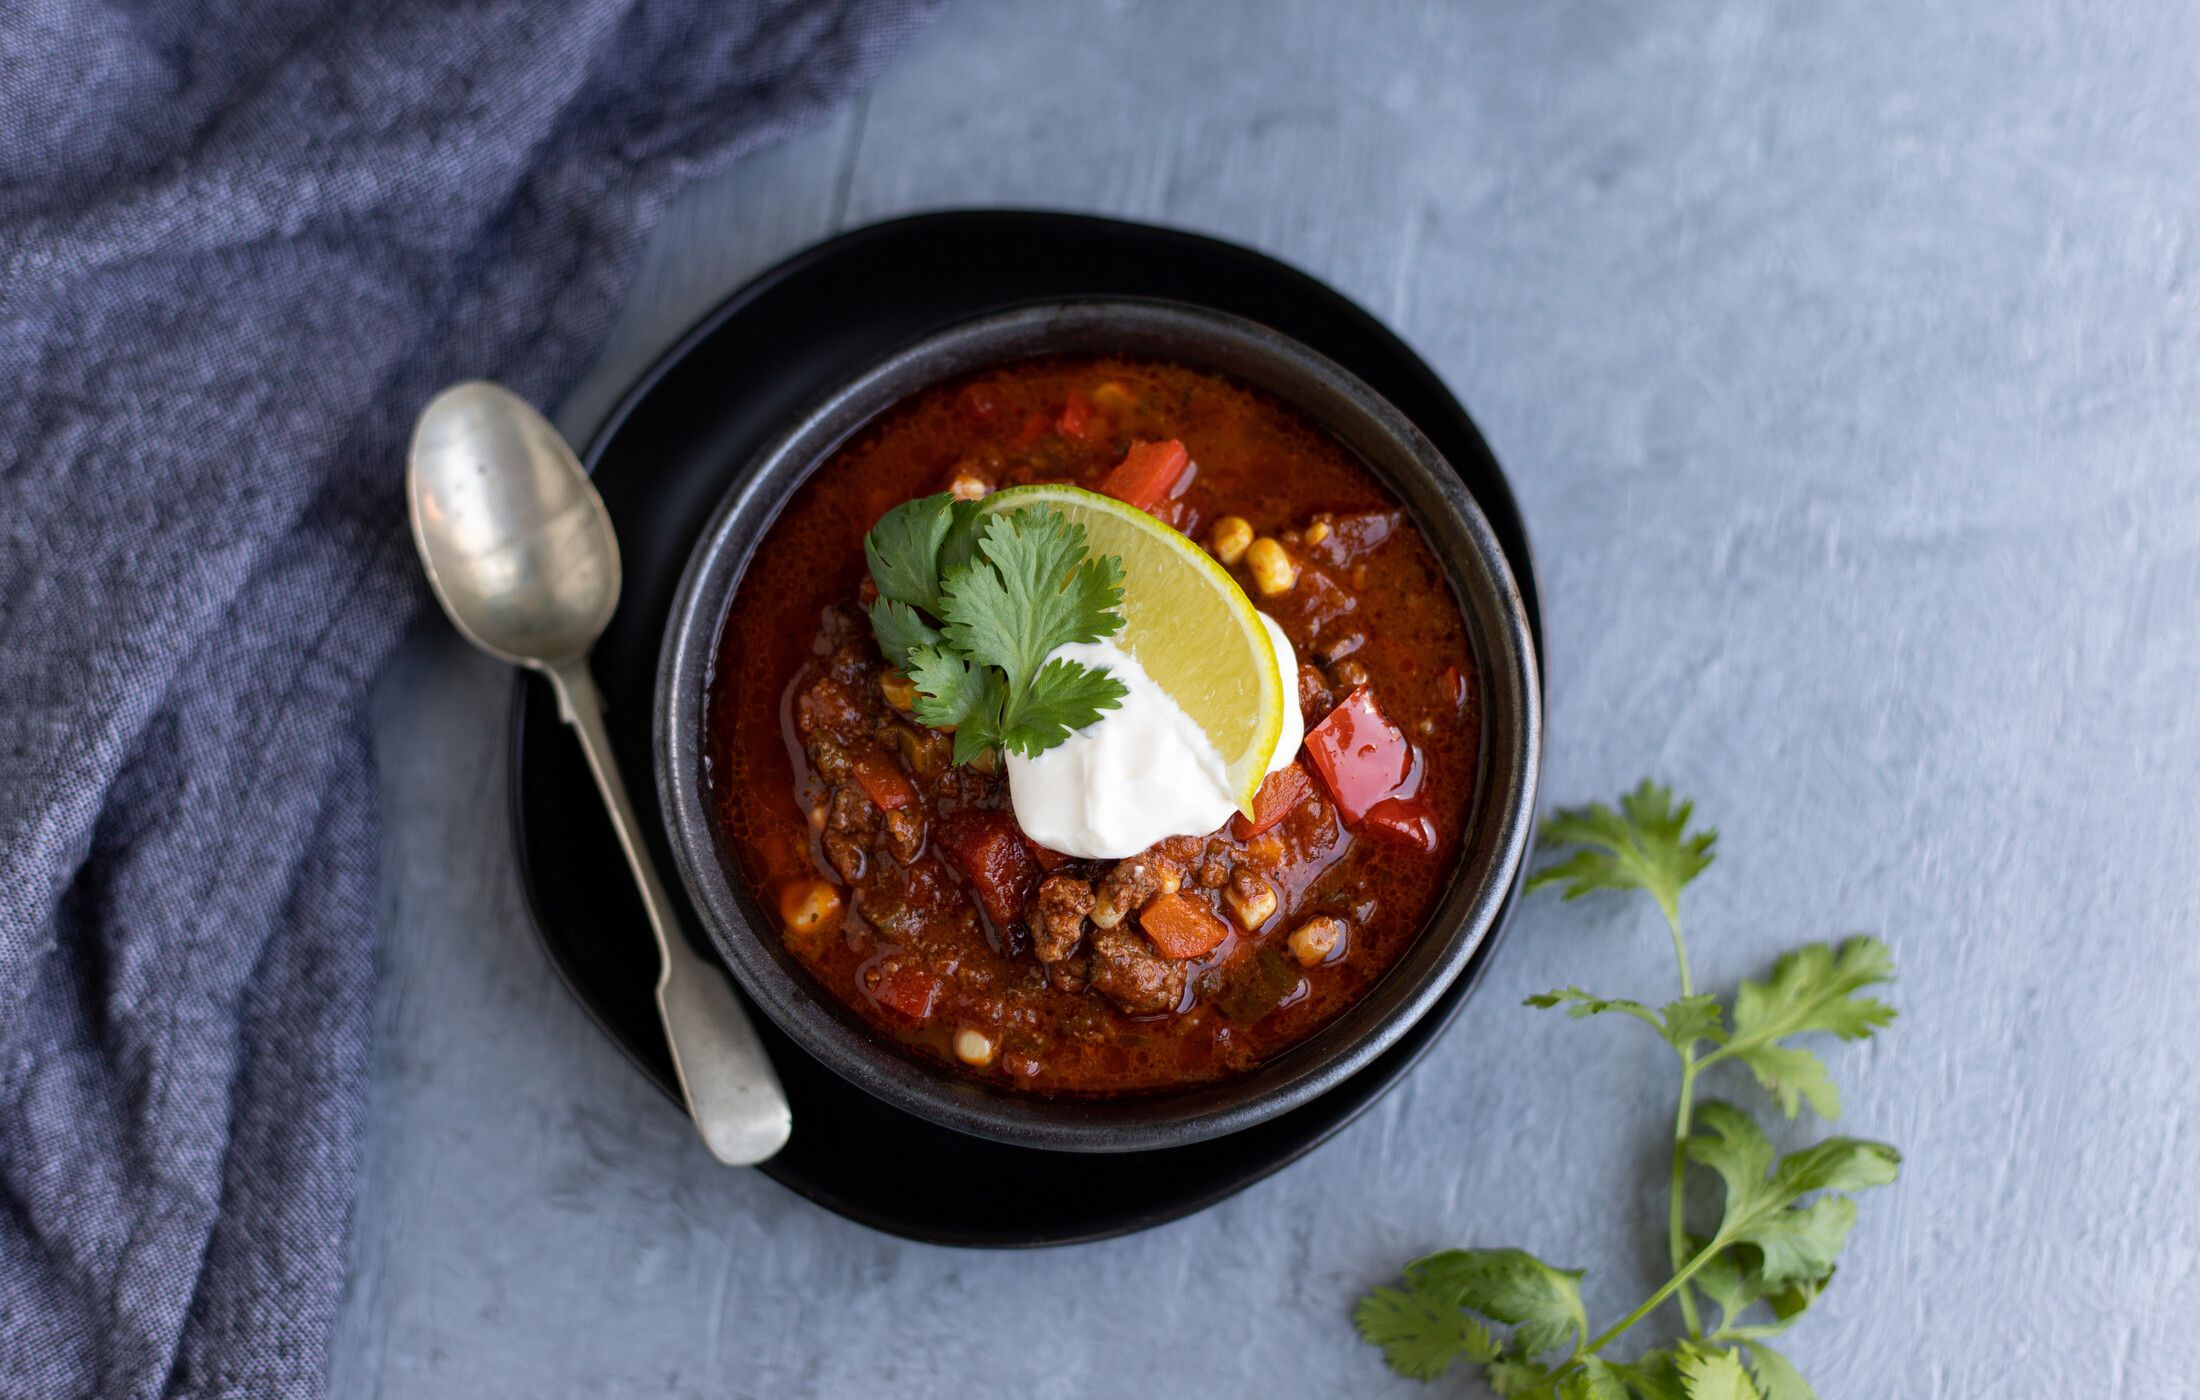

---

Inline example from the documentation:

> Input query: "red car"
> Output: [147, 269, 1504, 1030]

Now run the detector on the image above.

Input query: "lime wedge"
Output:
[983, 484, 1283, 813]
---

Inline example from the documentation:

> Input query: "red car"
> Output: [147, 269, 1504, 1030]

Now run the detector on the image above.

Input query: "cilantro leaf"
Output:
[940, 510, 1124, 686]
[1488, 1356, 1557, 1396]
[1526, 988, 1727, 1052]
[1354, 788, 1901, 1399]
[1524, 987, 1663, 1033]
[1565, 1357, 1631, 1400]
[996, 655, 1128, 757]
[1526, 781, 1716, 923]
[1684, 1103, 1899, 1285]
[1685, 1102, 1777, 1220]
[935, 508, 1125, 754]
[1688, 1240, 1758, 1331]
[904, 644, 999, 755]
[1763, 1268, 1832, 1324]
[1675, 1345, 1760, 1399]
[1691, 1240, 1831, 1338]
[1707, 937, 1896, 1119]
[1608, 1351, 1691, 1400]
[1742, 1343, 1815, 1400]
[866, 498, 1125, 764]
[1352, 1284, 1496, 1381]
[1738, 1197, 1857, 1290]
[867, 597, 942, 670]
[864, 494, 959, 611]
[862, 494, 986, 670]
[1407, 1248, 1588, 1357]
[937, 498, 987, 578]
[1661, 994, 1728, 1050]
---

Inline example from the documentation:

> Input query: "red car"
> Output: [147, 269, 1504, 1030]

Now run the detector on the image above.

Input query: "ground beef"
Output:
[1028, 874, 1095, 963]
[1047, 952, 1091, 995]
[883, 807, 925, 864]
[1088, 927, 1187, 1015]
[1091, 855, 1165, 928]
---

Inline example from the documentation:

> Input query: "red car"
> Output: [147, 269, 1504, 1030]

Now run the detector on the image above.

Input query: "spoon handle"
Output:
[545, 660, 792, 1165]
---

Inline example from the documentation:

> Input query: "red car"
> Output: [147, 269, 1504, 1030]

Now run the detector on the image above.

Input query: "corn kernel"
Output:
[947, 469, 991, 500]
[1303, 518, 1332, 546]
[1223, 875, 1278, 931]
[1245, 537, 1298, 596]
[954, 1027, 999, 1066]
[1209, 515, 1254, 566]
[777, 879, 844, 937]
[1288, 915, 1348, 967]
[1092, 381, 1136, 411]
[878, 669, 916, 711]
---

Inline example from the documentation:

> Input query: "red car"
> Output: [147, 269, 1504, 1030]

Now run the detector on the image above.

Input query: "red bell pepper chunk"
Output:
[1303, 686, 1415, 826]
[850, 749, 916, 812]
[1098, 439, 1192, 513]
[935, 808, 1039, 931]
[1055, 395, 1095, 440]
[1230, 761, 1314, 840]
[1139, 892, 1232, 960]
[1360, 795, 1438, 853]
[871, 966, 940, 1021]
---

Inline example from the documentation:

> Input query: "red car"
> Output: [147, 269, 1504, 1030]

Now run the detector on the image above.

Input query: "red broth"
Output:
[706, 355, 1478, 1095]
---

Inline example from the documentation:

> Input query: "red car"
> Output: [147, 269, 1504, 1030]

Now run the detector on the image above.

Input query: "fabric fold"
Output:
[0, 2, 942, 1393]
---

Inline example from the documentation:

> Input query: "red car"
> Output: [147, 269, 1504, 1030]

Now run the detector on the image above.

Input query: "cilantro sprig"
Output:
[1355, 782, 1900, 1398]
[862, 493, 1129, 764]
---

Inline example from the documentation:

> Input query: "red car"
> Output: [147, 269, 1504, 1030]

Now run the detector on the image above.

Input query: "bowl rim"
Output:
[655, 297, 1541, 1152]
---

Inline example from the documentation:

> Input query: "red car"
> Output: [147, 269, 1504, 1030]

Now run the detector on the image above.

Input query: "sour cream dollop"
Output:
[1006, 614, 1303, 860]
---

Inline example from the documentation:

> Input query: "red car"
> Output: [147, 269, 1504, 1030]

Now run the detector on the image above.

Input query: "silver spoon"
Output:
[406, 380, 791, 1165]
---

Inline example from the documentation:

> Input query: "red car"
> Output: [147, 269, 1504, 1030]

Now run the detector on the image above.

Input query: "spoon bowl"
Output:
[406, 382, 620, 665]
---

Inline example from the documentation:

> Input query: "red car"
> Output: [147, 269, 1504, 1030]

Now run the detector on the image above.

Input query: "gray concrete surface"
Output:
[329, 0, 2200, 1394]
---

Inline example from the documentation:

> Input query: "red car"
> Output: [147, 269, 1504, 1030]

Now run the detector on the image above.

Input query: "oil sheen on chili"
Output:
[706, 355, 1479, 1096]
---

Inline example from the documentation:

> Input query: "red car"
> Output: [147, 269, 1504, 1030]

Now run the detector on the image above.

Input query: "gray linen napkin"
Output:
[0, 2, 939, 1393]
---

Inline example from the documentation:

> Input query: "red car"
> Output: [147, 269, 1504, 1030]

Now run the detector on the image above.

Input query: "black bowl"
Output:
[655, 298, 1541, 1152]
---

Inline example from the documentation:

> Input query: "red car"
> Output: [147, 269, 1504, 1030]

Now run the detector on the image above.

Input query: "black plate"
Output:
[510, 209, 1544, 1246]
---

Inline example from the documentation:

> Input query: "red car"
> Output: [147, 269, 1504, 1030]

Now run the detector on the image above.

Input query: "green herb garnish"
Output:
[863, 493, 1129, 764]
[1355, 782, 1900, 1398]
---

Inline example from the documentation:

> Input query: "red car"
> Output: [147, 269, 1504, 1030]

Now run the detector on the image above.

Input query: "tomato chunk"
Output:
[1230, 761, 1314, 840]
[1009, 410, 1050, 447]
[1098, 439, 1192, 513]
[1056, 394, 1095, 440]
[935, 808, 1039, 930]
[1360, 795, 1438, 853]
[850, 749, 916, 811]
[871, 966, 940, 1021]
[1139, 892, 1232, 960]
[1022, 836, 1074, 872]
[1304, 686, 1415, 825]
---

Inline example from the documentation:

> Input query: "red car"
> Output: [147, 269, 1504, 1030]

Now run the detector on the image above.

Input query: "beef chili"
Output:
[705, 354, 1480, 1096]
